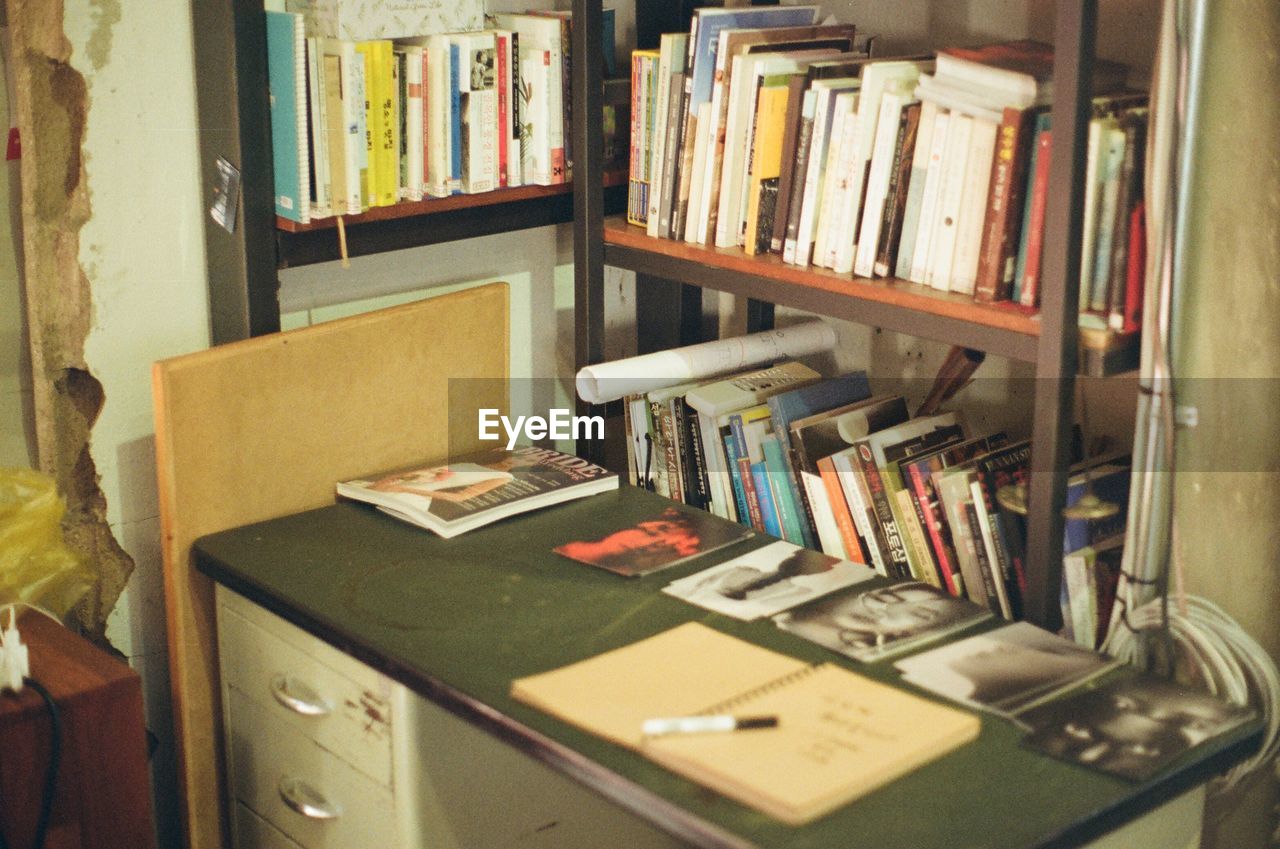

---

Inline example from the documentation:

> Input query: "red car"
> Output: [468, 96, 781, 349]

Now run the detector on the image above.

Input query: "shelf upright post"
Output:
[194, 0, 283, 342]
[1022, 0, 1097, 629]
[573, 0, 607, 461]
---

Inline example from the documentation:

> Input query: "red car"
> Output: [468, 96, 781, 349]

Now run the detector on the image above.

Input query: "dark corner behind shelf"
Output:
[277, 183, 628, 268]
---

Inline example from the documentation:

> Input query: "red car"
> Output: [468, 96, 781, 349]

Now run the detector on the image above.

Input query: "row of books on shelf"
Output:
[626, 6, 1148, 326]
[266, 8, 620, 224]
[624, 359, 1130, 647]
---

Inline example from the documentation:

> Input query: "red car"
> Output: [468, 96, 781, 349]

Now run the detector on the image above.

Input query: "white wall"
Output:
[59, 1, 210, 845]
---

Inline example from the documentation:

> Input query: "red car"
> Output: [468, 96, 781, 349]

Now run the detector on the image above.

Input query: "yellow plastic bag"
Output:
[0, 467, 94, 618]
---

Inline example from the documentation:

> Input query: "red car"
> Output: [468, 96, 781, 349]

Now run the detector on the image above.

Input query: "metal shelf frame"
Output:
[571, 0, 1104, 631]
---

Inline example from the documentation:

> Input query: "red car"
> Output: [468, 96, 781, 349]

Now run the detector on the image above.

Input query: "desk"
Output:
[194, 486, 1262, 849]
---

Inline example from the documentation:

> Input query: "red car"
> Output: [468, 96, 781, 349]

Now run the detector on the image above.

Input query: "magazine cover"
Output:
[1019, 674, 1254, 781]
[554, 505, 752, 576]
[662, 540, 875, 620]
[894, 621, 1120, 716]
[337, 446, 617, 538]
[775, 581, 992, 662]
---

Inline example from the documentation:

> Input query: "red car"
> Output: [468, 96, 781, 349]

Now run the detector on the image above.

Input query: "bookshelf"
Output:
[571, 0, 1119, 629]
[192, 0, 626, 340]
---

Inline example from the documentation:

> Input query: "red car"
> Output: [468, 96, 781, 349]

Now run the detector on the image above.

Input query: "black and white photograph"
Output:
[662, 540, 875, 620]
[471, 46, 496, 90]
[894, 621, 1121, 715]
[775, 581, 992, 662]
[1019, 674, 1255, 781]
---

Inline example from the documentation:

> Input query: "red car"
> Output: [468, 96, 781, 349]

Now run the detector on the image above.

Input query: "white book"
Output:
[695, 28, 740, 246]
[853, 91, 911, 277]
[909, 107, 951, 282]
[646, 33, 686, 236]
[1089, 125, 1127, 310]
[829, 111, 865, 273]
[969, 478, 1013, 619]
[455, 32, 498, 194]
[801, 470, 849, 558]
[684, 101, 714, 242]
[893, 98, 938, 278]
[494, 30, 521, 189]
[1078, 117, 1104, 297]
[324, 39, 363, 213]
[794, 80, 855, 266]
[813, 90, 856, 268]
[844, 61, 929, 261]
[781, 89, 817, 264]
[398, 45, 425, 202]
[925, 111, 973, 291]
[422, 36, 451, 198]
[490, 14, 563, 185]
[306, 37, 332, 217]
[949, 115, 998, 295]
[831, 449, 886, 576]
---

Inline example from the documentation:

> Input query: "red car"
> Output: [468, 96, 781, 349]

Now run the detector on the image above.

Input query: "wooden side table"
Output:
[0, 612, 156, 849]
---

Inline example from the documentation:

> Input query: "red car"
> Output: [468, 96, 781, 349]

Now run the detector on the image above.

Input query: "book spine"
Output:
[750, 459, 783, 539]
[647, 398, 669, 498]
[813, 95, 851, 269]
[628, 52, 646, 225]
[695, 409, 730, 519]
[894, 487, 943, 588]
[657, 70, 687, 239]
[853, 95, 904, 277]
[949, 116, 998, 295]
[669, 67, 696, 240]
[1088, 126, 1126, 313]
[762, 435, 804, 545]
[508, 32, 522, 188]
[376, 41, 399, 206]
[727, 416, 761, 530]
[496, 35, 509, 189]
[873, 102, 920, 278]
[1017, 127, 1054, 307]
[781, 91, 817, 264]
[801, 471, 847, 558]
[855, 444, 911, 579]
[817, 456, 865, 564]
[907, 462, 961, 596]
[835, 452, 890, 576]
[925, 112, 972, 291]
[646, 44, 673, 237]
[974, 107, 1032, 302]
[1121, 201, 1146, 333]
[894, 99, 937, 279]
[770, 75, 809, 254]
[968, 480, 1013, 619]
[908, 108, 951, 284]
[793, 89, 835, 267]
[658, 400, 683, 503]
[668, 396, 691, 506]
[681, 400, 711, 510]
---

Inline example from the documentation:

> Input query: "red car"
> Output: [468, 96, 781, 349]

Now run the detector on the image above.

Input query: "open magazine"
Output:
[337, 446, 617, 538]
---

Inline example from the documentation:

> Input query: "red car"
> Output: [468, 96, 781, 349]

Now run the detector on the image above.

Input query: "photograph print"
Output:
[663, 539, 876, 620]
[1019, 673, 1255, 781]
[775, 580, 992, 662]
[894, 621, 1120, 716]
[554, 504, 752, 577]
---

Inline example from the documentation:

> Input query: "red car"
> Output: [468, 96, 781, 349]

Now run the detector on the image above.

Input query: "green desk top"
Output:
[194, 486, 1261, 849]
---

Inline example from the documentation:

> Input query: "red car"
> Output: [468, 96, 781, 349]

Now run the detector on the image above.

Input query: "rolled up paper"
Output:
[575, 319, 837, 404]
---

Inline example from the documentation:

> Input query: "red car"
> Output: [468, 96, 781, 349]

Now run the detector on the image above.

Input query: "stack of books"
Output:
[627, 25, 1148, 320]
[266, 7, 620, 224]
[625, 362, 1132, 623]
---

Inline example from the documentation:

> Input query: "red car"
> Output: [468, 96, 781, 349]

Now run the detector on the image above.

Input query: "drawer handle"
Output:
[278, 776, 341, 821]
[270, 675, 332, 717]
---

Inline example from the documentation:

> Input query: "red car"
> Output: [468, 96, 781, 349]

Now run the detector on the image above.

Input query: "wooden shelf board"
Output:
[604, 215, 1041, 361]
[278, 169, 628, 233]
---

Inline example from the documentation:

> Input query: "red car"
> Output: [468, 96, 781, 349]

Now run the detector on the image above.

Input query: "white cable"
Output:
[1107, 596, 1280, 798]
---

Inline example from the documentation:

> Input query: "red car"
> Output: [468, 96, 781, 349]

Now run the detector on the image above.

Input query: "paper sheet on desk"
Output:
[574, 320, 837, 404]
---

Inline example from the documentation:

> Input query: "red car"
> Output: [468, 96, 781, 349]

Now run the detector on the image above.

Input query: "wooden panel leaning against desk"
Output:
[192, 485, 1263, 849]
[152, 283, 511, 849]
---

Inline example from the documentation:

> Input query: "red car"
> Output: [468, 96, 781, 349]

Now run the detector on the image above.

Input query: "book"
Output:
[948, 115, 998, 295]
[510, 621, 979, 825]
[907, 106, 951, 283]
[663, 539, 873, 620]
[973, 106, 1038, 301]
[894, 98, 938, 278]
[647, 33, 688, 237]
[872, 101, 922, 277]
[265, 11, 310, 223]
[1015, 113, 1054, 306]
[554, 503, 751, 577]
[337, 446, 617, 538]
[1020, 673, 1254, 782]
[775, 580, 992, 662]
[895, 621, 1121, 716]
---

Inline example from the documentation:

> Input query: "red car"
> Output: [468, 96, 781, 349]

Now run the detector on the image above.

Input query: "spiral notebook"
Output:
[511, 622, 979, 824]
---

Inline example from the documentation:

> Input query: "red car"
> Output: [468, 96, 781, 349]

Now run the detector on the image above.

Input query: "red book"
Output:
[1018, 128, 1053, 308]
[497, 33, 510, 188]
[1122, 200, 1145, 333]
[907, 462, 960, 595]
[974, 107, 1036, 302]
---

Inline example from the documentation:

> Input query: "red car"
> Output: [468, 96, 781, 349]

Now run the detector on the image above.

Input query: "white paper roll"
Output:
[575, 319, 837, 404]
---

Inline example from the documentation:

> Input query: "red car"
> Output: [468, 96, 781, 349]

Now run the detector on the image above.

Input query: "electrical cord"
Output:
[0, 676, 61, 849]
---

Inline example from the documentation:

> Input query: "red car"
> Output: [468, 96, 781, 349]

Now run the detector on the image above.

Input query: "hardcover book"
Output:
[337, 446, 617, 538]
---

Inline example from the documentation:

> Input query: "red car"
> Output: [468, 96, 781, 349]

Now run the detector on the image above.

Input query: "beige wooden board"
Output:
[152, 283, 509, 849]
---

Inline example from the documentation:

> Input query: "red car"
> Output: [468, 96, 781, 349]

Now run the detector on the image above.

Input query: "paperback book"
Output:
[894, 621, 1121, 716]
[337, 446, 617, 538]
[662, 539, 874, 620]
[554, 504, 752, 577]
[775, 580, 991, 662]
